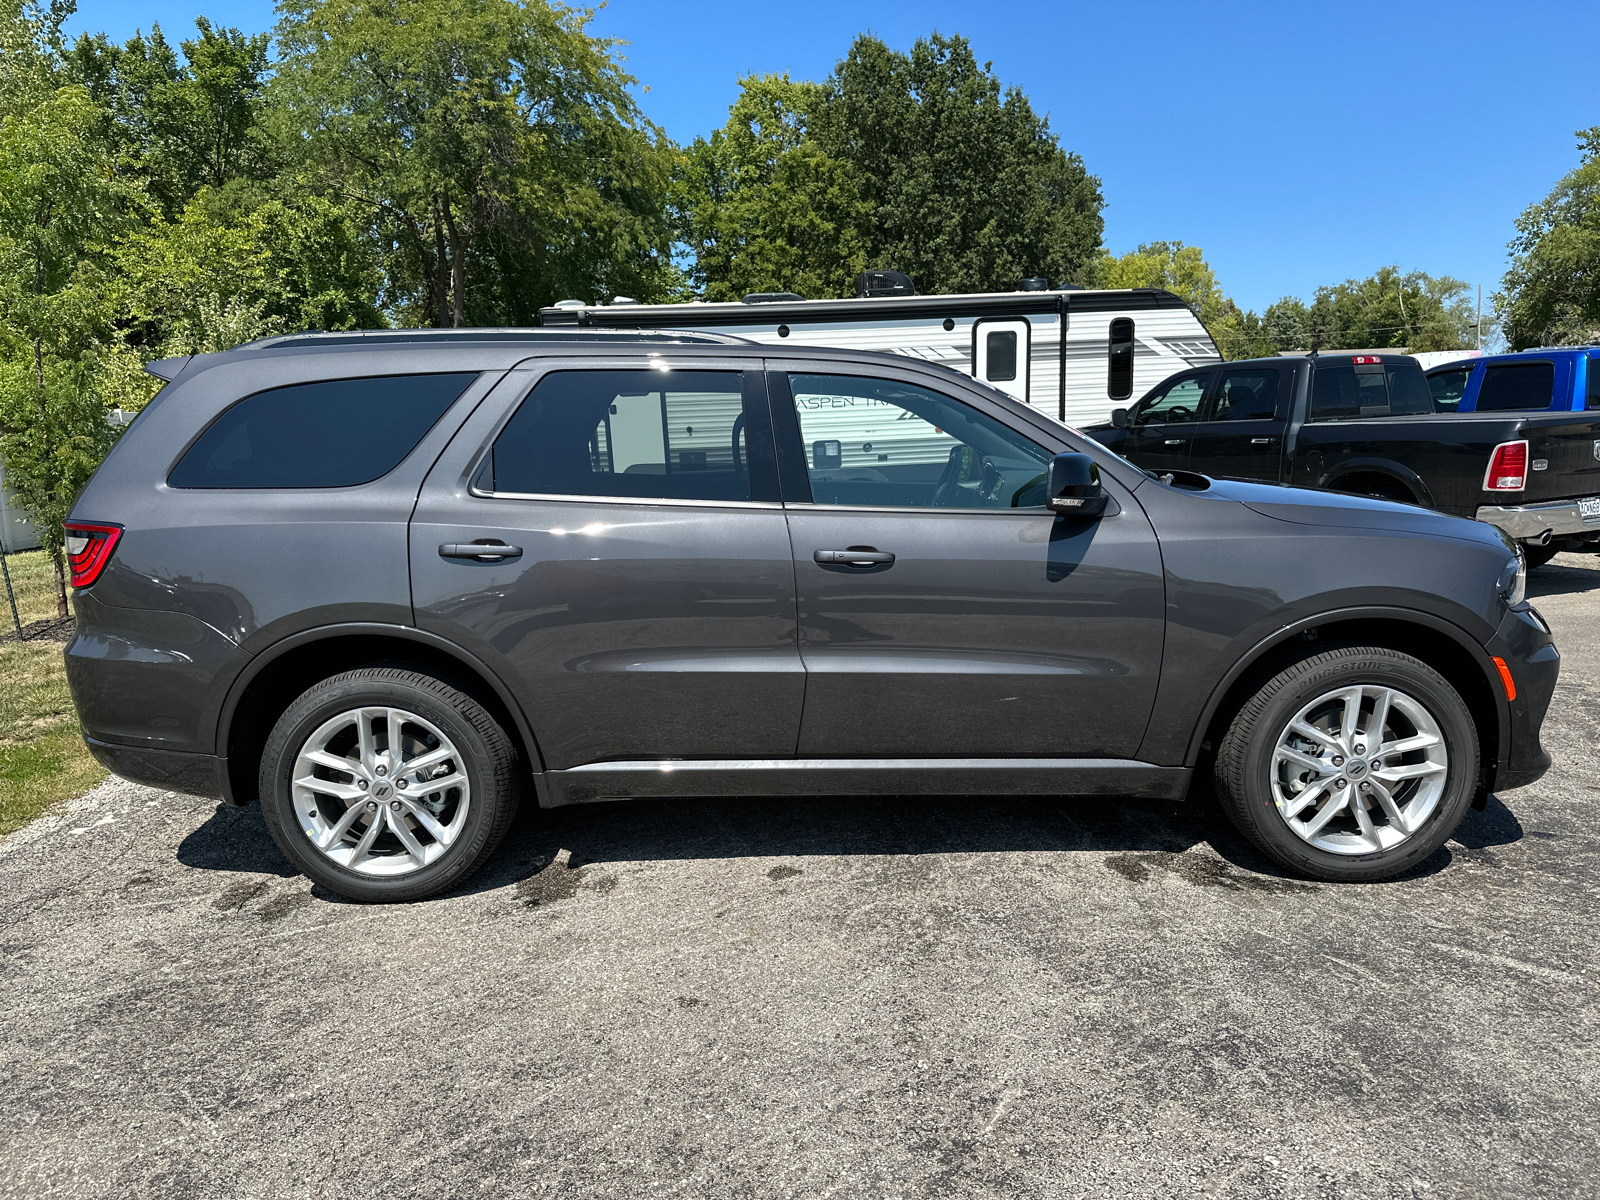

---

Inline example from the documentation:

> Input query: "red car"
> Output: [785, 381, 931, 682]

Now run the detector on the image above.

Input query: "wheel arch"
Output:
[1186, 607, 1506, 785]
[1321, 458, 1434, 507]
[217, 623, 544, 806]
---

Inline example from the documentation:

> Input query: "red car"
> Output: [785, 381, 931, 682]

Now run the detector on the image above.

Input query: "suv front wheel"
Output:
[259, 667, 521, 902]
[1215, 645, 1479, 882]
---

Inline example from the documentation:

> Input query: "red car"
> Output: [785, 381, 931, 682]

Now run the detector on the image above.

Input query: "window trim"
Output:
[468, 364, 779, 506]
[164, 370, 483, 491]
[769, 366, 1056, 511]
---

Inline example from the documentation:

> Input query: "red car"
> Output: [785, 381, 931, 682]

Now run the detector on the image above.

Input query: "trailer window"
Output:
[1108, 318, 1136, 400]
[1477, 362, 1554, 412]
[985, 330, 1018, 382]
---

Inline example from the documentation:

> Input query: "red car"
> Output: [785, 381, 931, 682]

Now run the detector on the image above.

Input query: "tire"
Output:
[1523, 543, 1559, 569]
[258, 667, 521, 902]
[1214, 645, 1478, 882]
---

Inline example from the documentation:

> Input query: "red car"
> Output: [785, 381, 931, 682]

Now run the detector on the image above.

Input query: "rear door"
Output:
[1183, 364, 1290, 481]
[771, 364, 1165, 758]
[1118, 369, 1214, 474]
[409, 356, 804, 770]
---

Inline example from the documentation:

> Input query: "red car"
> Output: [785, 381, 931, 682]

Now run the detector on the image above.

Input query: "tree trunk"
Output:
[431, 198, 451, 329]
[441, 192, 468, 328]
[51, 547, 67, 619]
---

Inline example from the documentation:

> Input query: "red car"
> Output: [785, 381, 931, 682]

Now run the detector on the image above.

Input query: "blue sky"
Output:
[64, 0, 1600, 314]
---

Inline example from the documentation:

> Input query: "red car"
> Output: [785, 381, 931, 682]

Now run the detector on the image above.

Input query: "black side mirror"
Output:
[1111, 407, 1129, 429]
[1046, 452, 1108, 517]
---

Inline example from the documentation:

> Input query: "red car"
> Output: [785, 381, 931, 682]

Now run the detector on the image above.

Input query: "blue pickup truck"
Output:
[1426, 348, 1600, 414]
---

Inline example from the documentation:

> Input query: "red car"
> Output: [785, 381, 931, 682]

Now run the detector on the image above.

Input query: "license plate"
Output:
[1581, 497, 1600, 522]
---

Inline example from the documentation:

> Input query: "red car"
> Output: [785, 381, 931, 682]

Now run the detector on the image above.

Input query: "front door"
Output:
[410, 361, 803, 770]
[1121, 369, 1213, 475]
[1184, 364, 1288, 482]
[973, 317, 1031, 404]
[772, 368, 1165, 758]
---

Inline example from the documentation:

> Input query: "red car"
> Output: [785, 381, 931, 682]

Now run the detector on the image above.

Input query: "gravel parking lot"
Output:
[4, 556, 1598, 1200]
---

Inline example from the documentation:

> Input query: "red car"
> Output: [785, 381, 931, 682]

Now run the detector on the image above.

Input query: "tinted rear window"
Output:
[1310, 364, 1388, 421]
[1384, 360, 1434, 415]
[169, 374, 476, 488]
[1476, 362, 1554, 412]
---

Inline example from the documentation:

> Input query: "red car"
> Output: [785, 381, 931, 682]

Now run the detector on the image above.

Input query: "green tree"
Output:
[1091, 241, 1275, 360]
[1498, 127, 1600, 350]
[67, 18, 276, 217]
[0, 77, 132, 611]
[813, 32, 1103, 294]
[676, 74, 871, 300]
[273, 0, 679, 326]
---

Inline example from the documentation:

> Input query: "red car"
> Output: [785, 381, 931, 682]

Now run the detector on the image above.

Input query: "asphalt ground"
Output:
[4, 555, 1599, 1200]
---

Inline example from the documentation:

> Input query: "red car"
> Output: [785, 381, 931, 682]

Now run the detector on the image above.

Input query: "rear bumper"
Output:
[1475, 498, 1600, 541]
[84, 736, 225, 801]
[1484, 605, 1559, 791]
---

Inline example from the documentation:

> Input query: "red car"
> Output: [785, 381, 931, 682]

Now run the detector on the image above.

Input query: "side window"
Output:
[168, 373, 477, 488]
[1384, 360, 1435, 415]
[1477, 362, 1555, 412]
[1427, 367, 1473, 412]
[986, 330, 1018, 382]
[1135, 374, 1206, 425]
[486, 370, 769, 502]
[787, 373, 1052, 509]
[1207, 368, 1281, 421]
[1310, 363, 1387, 421]
[1589, 355, 1600, 410]
[1108, 317, 1136, 400]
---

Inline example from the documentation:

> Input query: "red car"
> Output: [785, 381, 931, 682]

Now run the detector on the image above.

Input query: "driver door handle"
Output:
[1164, 438, 1186, 446]
[815, 548, 895, 567]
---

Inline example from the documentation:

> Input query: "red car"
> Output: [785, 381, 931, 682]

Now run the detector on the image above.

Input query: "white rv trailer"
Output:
[538, 286, 1221, 429]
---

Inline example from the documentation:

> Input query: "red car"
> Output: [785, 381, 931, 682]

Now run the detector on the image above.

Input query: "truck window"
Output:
[1134, 374, 1205, 424]
[1476, 362, 1554, 412]
[1207, 369, 1280, 421]
[1384, 360, 1434, 415]
[1588, 355, 1600, 410]
[1310, 363, 1386, 421]
[1428, 367, 1472, 412]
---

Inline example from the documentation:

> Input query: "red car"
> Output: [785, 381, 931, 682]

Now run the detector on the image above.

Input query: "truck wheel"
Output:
[1214, 645, 1478, 882]
[258, 667, 521, 903]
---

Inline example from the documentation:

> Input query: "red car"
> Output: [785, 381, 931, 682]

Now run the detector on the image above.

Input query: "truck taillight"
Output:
[62, 522, 122, 588]
[1483, 440, 1528, 492]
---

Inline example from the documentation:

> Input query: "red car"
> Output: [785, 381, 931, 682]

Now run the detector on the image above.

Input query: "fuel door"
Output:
[972, 317, 1031, 403]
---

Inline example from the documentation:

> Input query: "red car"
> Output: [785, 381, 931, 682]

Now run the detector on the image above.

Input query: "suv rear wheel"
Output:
[1215, 645, 1478, 881]
[259, 667, 521, 902]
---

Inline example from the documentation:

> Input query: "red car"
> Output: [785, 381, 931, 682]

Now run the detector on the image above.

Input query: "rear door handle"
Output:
[1164, 439, 1186, 446]
[814, 548, 895, 567]
[439, 541, 522, 561]
[1251, 438, 1278, 445]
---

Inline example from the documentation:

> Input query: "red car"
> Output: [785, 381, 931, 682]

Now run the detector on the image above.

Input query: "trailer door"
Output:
[973, 318, 1030, 404]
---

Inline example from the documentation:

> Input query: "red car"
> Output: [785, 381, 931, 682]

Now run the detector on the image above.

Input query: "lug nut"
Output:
[366, 801, 377, 811]
[357, 779, 368, 791]
[1354, 744, 1365, 755]
[390, 800, 401, 810]
[396, 779, 408, 789]
[1332, 756, 1344, 767]
[375, 765, 388, 777]
[1335, 778, 1347, 788]
[1359, 781, 1370, 791]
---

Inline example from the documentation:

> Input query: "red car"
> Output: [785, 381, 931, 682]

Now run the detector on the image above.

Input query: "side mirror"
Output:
[1111, 407, 1129, 429]
[1046, 452, 1108, 517]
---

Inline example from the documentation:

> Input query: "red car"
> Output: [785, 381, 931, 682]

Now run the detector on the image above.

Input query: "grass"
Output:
[0, 548, 106, 836]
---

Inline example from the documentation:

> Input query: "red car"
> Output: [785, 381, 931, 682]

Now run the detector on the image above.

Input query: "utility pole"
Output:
[0, 547, 21, 640]
[1477, 284, 1483, 351]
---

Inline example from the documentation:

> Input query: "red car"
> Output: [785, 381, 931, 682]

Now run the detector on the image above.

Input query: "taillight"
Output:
[1483, 440, 1528, 492]
[62, 522, 122, 588]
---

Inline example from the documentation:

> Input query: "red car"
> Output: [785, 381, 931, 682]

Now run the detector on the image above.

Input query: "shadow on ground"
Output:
[174, 780, 1532, 903]
[1527, 553, 1600, 599]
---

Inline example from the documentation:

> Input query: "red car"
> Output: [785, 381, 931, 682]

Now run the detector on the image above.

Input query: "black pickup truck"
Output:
[1087, 352, 1600, 566]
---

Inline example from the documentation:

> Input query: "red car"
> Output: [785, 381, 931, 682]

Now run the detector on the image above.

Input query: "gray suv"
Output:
[63, 331, 1558, 901]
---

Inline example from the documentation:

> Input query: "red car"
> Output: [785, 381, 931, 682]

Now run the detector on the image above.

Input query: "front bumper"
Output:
[1484, 605, 1559, 791]
[1476, 498, 1600, 541]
